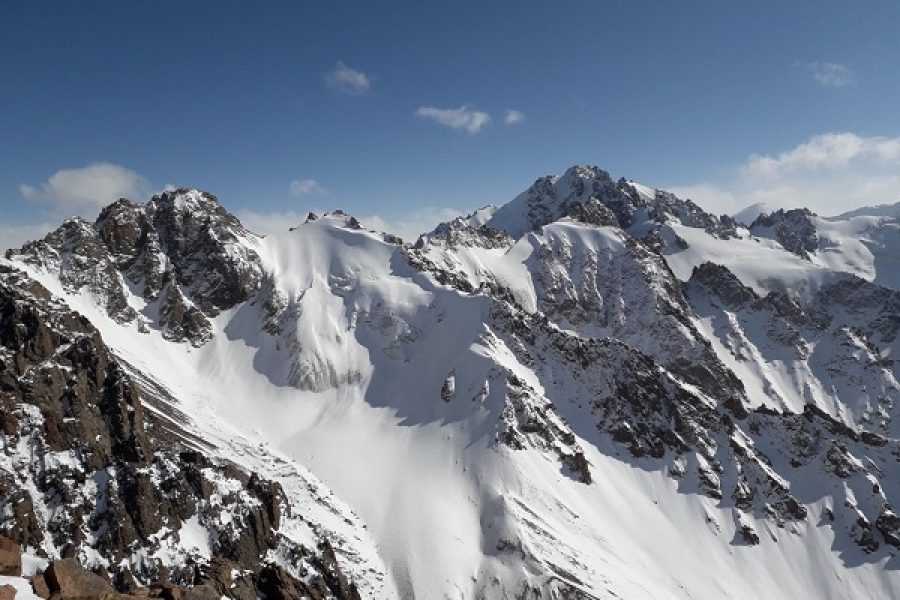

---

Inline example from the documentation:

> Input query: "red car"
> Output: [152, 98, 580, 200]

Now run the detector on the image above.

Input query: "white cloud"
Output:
[747, 132, 900, 176]
[665, 183, 739, 215]
[667, 132, 900, 218]
[289, 179, 326, 196]
[324, 61, 371, 94]
[20, 162, 151, 216]
[806, 61, 854, 88]
[503, 110, 525, 125]
[360, 207, 463, 242]
[415, 105, 491, 134]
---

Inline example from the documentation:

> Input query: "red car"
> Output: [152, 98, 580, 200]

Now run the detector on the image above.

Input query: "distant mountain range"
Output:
[2, 165, 899, 599]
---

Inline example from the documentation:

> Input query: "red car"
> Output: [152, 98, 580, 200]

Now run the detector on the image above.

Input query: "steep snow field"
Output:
[814, 213, 900, 290]
[662, 224, 832, 298]
[729, 200, 900, 292]
[9, 209, 900, 599]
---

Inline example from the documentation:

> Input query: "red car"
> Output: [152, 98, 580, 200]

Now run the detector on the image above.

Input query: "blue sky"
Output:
[2, 1, 900, 245]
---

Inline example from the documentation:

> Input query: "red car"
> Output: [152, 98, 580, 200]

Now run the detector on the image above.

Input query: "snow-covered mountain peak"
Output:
[147, 188, 259, 245]
[293, 210, 406, 249]
[7, 191, 266, 344]
[484, 165, 741, 246]
[832, 200, 900, 220]
[486, 165, 638, 237]
[315, 209, 363, 228]
[149, 187, 223, 213]
[733, 201, 776, 226]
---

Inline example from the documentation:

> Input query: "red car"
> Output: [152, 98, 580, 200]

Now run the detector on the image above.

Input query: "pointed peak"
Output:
[150, 188, 223, 213]
[486, 165, 637, 237]
[560, 164, 614, 182]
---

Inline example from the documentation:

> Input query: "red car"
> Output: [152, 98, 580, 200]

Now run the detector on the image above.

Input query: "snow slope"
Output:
[738, 202, 900, 292]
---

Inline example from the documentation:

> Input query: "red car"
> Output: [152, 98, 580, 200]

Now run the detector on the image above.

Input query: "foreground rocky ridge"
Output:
[0, 265, 360, 599]
[3, 166, 900, 598]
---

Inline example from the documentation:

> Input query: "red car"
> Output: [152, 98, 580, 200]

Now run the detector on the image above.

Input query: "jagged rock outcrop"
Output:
[0, 265, 360, 599]
[750, 208, 819, 258]
[484, 276, 899, 552]
[7, 189, 264, 347]
[686, 262, 900, 437]
[42, 558, 115, 598]
[485, 165, 738, 240]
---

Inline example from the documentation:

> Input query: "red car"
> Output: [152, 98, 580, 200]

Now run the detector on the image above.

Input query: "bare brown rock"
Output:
[29, 574, 50, 599]
[44, 559, 115, 598]
[181, 584, 219, 600]
[0, 537, 21, 576]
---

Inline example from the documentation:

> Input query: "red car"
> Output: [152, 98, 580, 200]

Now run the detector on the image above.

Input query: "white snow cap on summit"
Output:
[732, 202, 775, 225]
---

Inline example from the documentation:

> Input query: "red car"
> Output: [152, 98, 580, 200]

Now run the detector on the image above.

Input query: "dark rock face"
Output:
[0, 265, 151, 469]
[750, 208, 819, 258]
[491, 167, 639, 233]
[6, 189, 264, 347]
[157, 272, 213, 345]
[26, 557, 358, 600]
[10, 218, 138, 323]
[737, 524, 760, 545]
[688, 262, 758, 310]
[419, 216, 513, 252]
[648, 190, 739, 238]
[0, 537, 21, 576]
[0, 265, 360, 599]
[474, 262, 899, 554]
[565, 197, 621, 228]
[496, 370, 593, 484]
[814, 274, 900, 344]
[146, 190, 263, 313]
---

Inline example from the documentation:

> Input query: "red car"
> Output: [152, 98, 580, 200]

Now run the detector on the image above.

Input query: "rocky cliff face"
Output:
[465, 258, 898, 555]
[0, 264, 360, 599]
[750, 208, 820, 258]
[8, 189, 264, 346]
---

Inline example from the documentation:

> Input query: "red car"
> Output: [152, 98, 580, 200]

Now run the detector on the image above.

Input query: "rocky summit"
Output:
[2, 167, 900, 599]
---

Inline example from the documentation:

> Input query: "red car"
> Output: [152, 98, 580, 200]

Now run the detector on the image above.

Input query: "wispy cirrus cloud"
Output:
[668, 132, 900, 218]
[503, 109, 525, 125]
[415, 105, 491, 134]
[802, 61, 854, 88]
[289, 178, 326, 196]
[324, 61, 371, 94]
